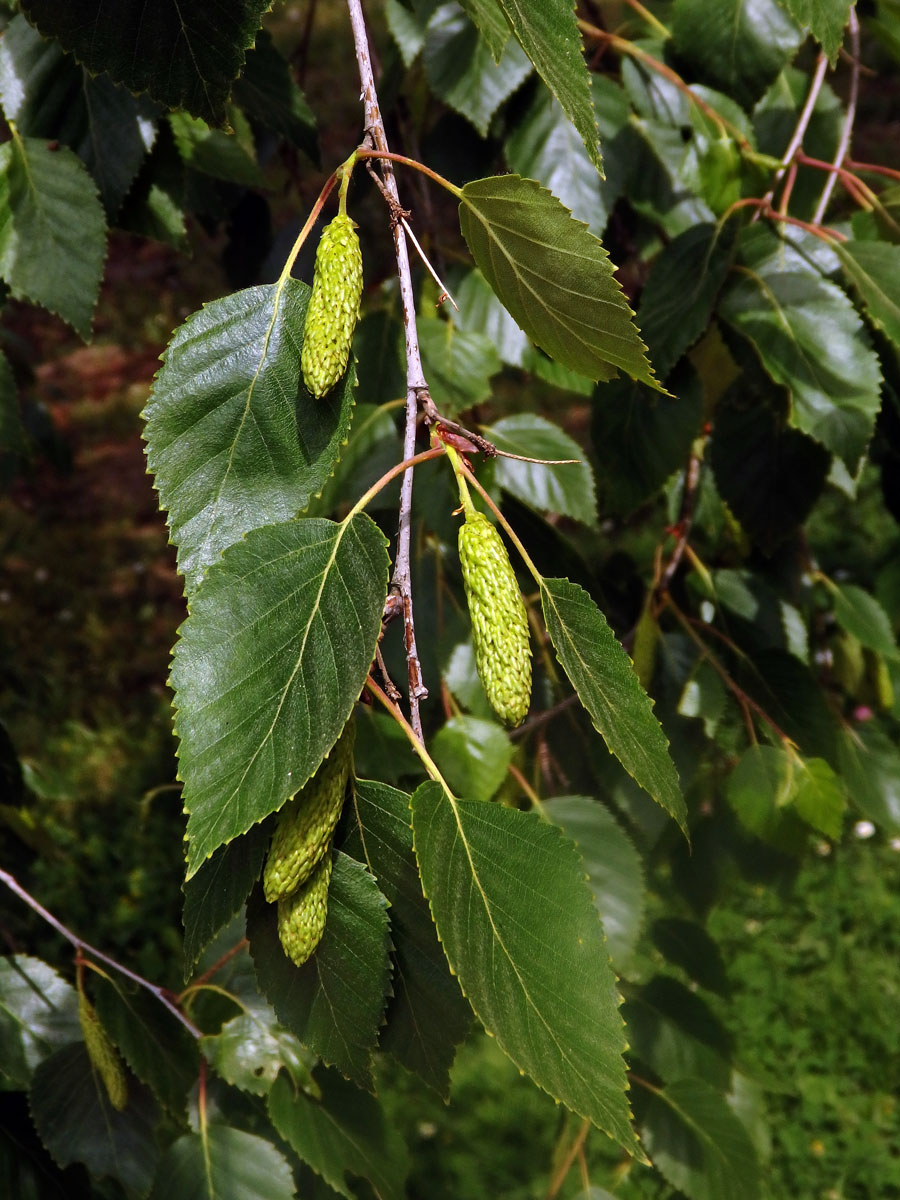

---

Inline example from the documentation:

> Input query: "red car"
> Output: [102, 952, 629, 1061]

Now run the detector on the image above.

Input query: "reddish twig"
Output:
[813, 7, 860, 224]
[0, 868, 202, 1039]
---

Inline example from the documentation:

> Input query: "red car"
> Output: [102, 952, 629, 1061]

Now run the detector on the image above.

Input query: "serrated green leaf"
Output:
[173, 516, 389, 873]
[424, 3, 531, 136]
[417, 314, 502, 415]
[540, 577, 686, 832]
[411, 781, 644, 1157]
[201, 1006, 309, 1098]
[30, 1043, 159, 1195]
[0, 135, 105, 340]
[19, 0, 270, 127]
[719, 227, 882, 466]
[836, 240, 900, 348]
[496, 0, 603, 173]
[144, 281, 356, 593]
[169, 110, 262, 186]
[0, 14, 156, 216]
[343, 779, 471, 1096]
[592, 372, 704, 516]
[671, 0, 804, 108]
[268, 1069, 410, 1200]
[459, 174, 658, 386]
[780, 0, 851, 61]
[790, 756, 845, 838]
[0, 956, 80, 1089]
[247, 853, 392, 1088]
[458, 0, 511, 58]
[709, 386, 830, 554]
[831, 581, 900, 661]
[505, 82, 609, 234]
[637, 224, 735, 379]
[838, 726, 900, 832]
[431, 715, 513, 803]
[183, 824, 269, 977]
[725, 745, 808, 850]
[486, 413, 597, 525]
[148, 1126, 295, 1200]
[542, 797, 646, 969]
[233, 29, 317, 161]
[93, 977, 199, 1115]
[640, 1078, 761, 1200]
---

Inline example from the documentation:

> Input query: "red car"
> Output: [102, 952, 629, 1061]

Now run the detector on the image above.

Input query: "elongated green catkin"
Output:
[263, 721, 354, 903]
[78, 990, 127, 1111]
[277, 852, 333, 966]
[458, 509, 532, 727]
[301, 213, 363, 398]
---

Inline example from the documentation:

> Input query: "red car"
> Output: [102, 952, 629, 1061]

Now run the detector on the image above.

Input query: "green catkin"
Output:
[276, 852, 333, 966]
[78, 990, 127, 1111]
[301, 212, 363, 398]
[263, 721, 354, 903]
[458, 509, 532, 727]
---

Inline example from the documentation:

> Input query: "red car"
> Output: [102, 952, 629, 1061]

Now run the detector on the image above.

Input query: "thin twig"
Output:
[813, 8, 860, 225]
[545, 1118, 591, 1200]
[621, 0, 670, 39]
[757, 52, 829, 217]
[655, 446, 703, 599]
[400, 217, 459, 310]
[347, 0, 429, 737]
[0, 868, 202, 1039]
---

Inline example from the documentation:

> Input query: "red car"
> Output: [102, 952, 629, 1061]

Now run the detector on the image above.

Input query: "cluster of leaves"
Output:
[2, 0, 900, 1198]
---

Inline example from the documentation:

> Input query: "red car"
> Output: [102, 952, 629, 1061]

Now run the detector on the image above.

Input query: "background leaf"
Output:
[172, 515, 389, 873]
[486, 413, 597, 525]
[93, 977, 199, 1115]
[836, 240, 900, 348]
[541, 577, 686, 831]
[671, 0, 804, 108]
[458, 0, 511, 59]
[423, 3, 531, 137]
[268, 1069, 410, 1200]
[831, 582, 899, 661]
[505, 82, 608, 234]
[780, 0, 852, 62]
[458, 174, 658, 386]
[417, 314, 501, 415]
[431, 715, 513, 803]
[30, 1043, 160, 1195]
[411, 782, 642, 1157]
[0, 135, 105, 340]
[719, 227, 882, 466]
[248, 852, 392, 1088]
[637, 224, 735, 380]
[709, 386, 831, 554]
[144, 280, 355, 594]
[543, 796, 646, 969]
[343, 779, 471, 1095]
[148, 1125, 295, 1200]
[592, 372, 704, 516]
[232, 29, 317, 160]
[19, 0, 270, 126]
[495, 0, 603, 173]
[183, 825, 269, 977]
[639, 1078, 761, 1200]
[0, 14, 156, 215]
[0, 956, 80, 1089]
